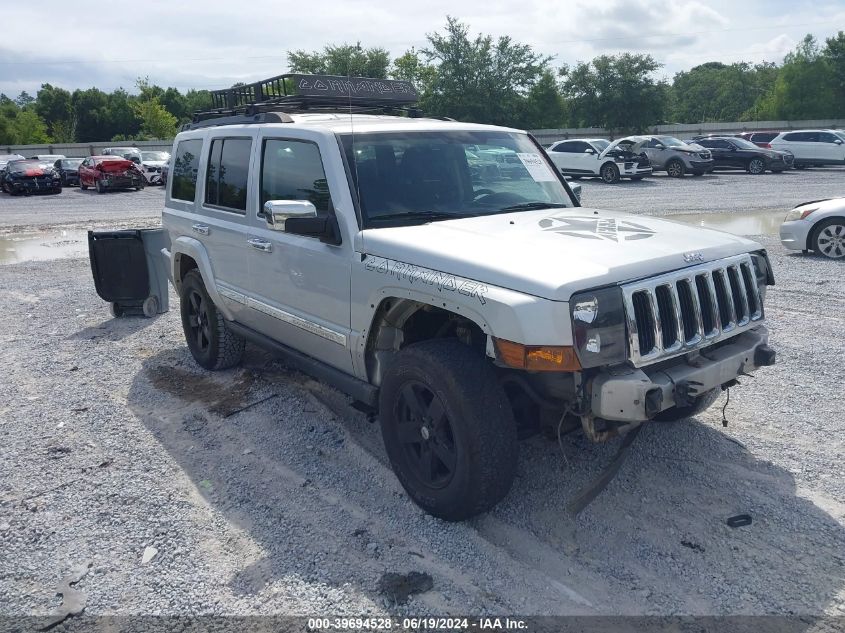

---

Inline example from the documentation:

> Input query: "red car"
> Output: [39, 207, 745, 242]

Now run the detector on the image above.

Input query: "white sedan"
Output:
[781, 197, 845, 259]
[139, 151, 170, 185]
[546, 138, 652, 183]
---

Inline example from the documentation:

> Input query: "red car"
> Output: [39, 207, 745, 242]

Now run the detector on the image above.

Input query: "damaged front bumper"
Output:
[589, 326, 774, 424]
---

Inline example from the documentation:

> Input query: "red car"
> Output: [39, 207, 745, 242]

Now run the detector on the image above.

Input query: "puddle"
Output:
[146, 365, 256, 417]
[667, 210, 783, 236]
[0, 230, 88, 264]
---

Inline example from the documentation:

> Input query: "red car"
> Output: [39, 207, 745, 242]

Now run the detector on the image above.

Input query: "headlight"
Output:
[784, 206, 817, 222]
[569, 286, 627, 368]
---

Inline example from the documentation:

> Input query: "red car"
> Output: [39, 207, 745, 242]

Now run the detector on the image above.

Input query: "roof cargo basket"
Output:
[188, 73, 420, 127]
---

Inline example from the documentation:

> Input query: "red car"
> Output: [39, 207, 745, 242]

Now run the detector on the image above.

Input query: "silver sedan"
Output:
[780, 197, 845, 259]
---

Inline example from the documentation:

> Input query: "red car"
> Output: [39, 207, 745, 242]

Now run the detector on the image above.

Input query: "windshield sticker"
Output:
[539, 215, 656, 242]
[516, 153, 557, 182]
[364, 256, 488, 305]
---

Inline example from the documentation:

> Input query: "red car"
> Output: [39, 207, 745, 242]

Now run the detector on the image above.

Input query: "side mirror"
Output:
[655, 144, 666, 150]
[835, 139, 843, 145]
[584, 148, 596, 155]
[262, 200, 317, 230]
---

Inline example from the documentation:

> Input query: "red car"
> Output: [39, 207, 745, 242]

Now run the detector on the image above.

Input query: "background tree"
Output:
[288, 43, 390, 78]
[134, 97, 178, 139]
[420, 16, 552, 126]
[670, 62, 772, 123]
[34, 84, 74, 141]
[561, 53, 666, 133]
[752, 35, 838, 120]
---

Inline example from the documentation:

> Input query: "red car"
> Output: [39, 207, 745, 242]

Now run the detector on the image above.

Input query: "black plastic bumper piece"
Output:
[644, 387, 664, 418]
[754, 344, 777, 367]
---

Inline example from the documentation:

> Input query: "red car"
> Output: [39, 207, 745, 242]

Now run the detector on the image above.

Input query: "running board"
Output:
[227, 321, 379, 407]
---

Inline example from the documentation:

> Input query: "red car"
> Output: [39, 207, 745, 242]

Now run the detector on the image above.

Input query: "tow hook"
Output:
[644, 387, 664, 417]
[755, 344, 777, 367]
[673, 380, 703, 408]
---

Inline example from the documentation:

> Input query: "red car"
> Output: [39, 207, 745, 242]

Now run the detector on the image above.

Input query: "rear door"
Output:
[241, 131, 353, 373]
[776, 132, 813, 161]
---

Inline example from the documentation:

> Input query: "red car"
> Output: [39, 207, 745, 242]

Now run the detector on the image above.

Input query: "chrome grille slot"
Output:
[621, 254, 764, 367]
[740, 262, 761, 319]
[631, 291, 656, 356]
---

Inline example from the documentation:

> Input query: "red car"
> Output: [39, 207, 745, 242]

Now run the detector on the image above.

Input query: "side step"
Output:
[227, 321, 379, 408]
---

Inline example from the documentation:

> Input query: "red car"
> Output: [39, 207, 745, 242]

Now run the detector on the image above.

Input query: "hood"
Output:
[142, 160, 167, 167]
[98, 159, 135, 173]
[361, 208, 761, 301]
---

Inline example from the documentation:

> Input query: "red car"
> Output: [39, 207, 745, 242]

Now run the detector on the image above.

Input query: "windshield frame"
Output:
[337, 128, 579, 230]
[731, 137, 761, 150]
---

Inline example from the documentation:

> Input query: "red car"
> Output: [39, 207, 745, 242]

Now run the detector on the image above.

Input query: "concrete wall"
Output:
[0, 140, 173, 158]
[530, 119, 845, 145]
[6, 118, 845, 154]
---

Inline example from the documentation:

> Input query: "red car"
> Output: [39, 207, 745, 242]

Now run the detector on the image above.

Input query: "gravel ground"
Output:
[0, 175, 844, 621]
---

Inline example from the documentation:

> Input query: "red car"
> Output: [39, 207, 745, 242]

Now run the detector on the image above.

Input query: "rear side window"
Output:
[783, 132, 816, 142]
[205, 137, 252, 212]
[751, 132, 777, 142]
[551, 142, 577, 153]
[260, 139, 332, 216]
[171, 139, 202, 202]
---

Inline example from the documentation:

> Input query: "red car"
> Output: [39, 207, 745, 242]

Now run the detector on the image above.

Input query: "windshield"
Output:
[657, 136, 686, 147]
[9, 160, 51, 172]
[61, 159, 84, 168]
[732, 138, 760, 150]
[591, 139, 610, 151]
[142, 151, 169, 161]
[340, 130, 574, 227]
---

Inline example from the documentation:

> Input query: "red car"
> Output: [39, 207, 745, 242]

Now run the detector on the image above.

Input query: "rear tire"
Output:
[666, 159, 686, 178]
[81, 182, 88, 190]
[179, 270, 245, 370]
[379, 339, 518, 521]
[654, 388, 721, 422]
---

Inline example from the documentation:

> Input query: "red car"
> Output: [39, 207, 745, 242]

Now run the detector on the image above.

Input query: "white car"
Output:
[546, 138, 652, 183]
[781, 197, 845, 259]
[770, 130, 845, 168]
[139, 151, 170, 185]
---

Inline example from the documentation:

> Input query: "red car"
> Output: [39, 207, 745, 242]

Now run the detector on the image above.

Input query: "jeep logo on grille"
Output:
[683, 252, 704, 263]
[539, 215, 656, 242]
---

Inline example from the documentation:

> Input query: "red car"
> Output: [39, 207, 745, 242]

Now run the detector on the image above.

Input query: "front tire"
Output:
[810, 218, 845, 259]
[179, 270, 245, 370]
[600, 162, 620, 183]
[379, 339, 518, 521]
[654, 388, 721, 422]
[666, 159, 686, 178]
[96, 180, 105, 194]
[747, 158, 766, 175]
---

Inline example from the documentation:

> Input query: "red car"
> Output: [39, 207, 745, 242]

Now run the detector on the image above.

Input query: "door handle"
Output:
[247, 238, 273, 253]
[191, 223, 209, 235]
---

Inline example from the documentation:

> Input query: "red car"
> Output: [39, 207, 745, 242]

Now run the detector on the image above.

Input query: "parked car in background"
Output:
[781, 197, 845, 259]
[547, 138, 652, 183]
[692, 137, 790, 174]
[735, 131, 780, 148]
[54, 158, 84, 186]
[1, 159, 62, 195]
[475, 147, 527, 179]
[78, 156, 145, 193]
[139, 151, 170, 185]
[770, 130, 845, 168]
[608, 135, 712, 177]
[102, 147, 143, 165]
[0, 154, 26, 183]
[29, 154, 66, 162]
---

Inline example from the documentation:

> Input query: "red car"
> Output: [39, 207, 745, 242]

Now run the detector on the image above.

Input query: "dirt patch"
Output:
[145, 365, 255, 417]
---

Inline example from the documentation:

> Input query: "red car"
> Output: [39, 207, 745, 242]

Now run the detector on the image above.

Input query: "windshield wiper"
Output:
[369, 211, 476, 225]
[498, 202, 569, 212]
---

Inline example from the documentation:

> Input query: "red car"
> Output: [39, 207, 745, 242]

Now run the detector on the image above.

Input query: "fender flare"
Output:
[170, 235, 235, 321]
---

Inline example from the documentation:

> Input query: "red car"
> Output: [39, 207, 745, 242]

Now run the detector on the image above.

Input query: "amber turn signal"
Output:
[493, 338, 582, 371]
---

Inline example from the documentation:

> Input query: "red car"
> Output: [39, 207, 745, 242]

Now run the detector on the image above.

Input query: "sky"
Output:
[1, 0, 844, 98]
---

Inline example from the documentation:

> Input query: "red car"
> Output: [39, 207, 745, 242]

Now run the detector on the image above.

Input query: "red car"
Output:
[78, 156, 145, 193]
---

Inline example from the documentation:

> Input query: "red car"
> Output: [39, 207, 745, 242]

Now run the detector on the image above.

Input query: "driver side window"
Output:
[260, 139, 333, 217]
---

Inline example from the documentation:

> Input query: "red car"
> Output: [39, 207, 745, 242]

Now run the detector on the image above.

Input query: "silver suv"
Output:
[608, 135, 714, 177]
[161, 74, 775, 521]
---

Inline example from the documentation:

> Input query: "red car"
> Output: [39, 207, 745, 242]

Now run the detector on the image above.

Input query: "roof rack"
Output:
[186, 73, 420, 129]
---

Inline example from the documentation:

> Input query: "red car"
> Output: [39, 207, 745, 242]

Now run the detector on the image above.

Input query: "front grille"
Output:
[622, 254, 764, 366]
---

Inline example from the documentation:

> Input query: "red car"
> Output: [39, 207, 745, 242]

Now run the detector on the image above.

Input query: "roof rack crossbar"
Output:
[197, 73, 419, 124]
